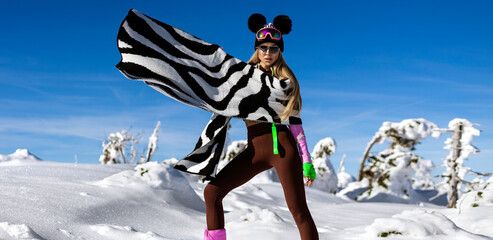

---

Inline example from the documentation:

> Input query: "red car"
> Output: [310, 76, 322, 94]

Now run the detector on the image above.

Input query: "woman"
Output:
[203, 14, 318, 240]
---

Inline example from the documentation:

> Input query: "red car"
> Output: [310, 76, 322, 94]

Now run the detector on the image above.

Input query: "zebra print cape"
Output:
[116, 9, 302, 178]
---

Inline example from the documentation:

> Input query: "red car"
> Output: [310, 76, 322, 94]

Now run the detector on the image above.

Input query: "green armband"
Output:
[303, 163, 316, 180]
[272, 123, 278, 155]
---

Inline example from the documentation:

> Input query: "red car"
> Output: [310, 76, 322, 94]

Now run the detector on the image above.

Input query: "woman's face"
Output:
[258, 42, 280, 70]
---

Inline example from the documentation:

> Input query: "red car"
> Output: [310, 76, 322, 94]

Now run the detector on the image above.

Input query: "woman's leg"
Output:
[273, 132, 319, 240]
[203, 145, 271, 230]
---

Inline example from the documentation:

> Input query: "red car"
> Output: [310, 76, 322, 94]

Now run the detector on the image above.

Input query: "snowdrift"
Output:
[0, 152, 492, 239]
[0, 149, 42, 165]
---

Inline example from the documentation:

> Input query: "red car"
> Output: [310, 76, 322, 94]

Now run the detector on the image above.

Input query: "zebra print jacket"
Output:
[116, 9, 302, 179]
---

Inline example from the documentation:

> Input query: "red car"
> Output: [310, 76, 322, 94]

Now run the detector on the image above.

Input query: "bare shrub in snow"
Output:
[99, 122, 161, 164]
[144, 121, 161, 163]
[99, 130, 139, 164]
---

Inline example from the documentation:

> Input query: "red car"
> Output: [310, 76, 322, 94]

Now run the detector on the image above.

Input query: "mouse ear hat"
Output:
[248, 14, 292, 52]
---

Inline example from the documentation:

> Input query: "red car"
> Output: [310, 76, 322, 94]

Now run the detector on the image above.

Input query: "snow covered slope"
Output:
[0, 157, 492, 239]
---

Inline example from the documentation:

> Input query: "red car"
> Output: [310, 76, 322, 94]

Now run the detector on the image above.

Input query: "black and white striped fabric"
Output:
[116, 9, 302, 178]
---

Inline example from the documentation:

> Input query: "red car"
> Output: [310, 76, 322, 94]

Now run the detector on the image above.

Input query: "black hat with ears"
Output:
[248, 13, 292, 52]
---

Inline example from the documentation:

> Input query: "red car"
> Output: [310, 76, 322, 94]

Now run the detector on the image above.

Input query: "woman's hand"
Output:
[303, 162, 316, 187]
[305, 178, 315, 187]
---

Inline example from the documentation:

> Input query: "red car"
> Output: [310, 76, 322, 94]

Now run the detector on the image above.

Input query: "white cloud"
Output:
[0, 104, 210, 140]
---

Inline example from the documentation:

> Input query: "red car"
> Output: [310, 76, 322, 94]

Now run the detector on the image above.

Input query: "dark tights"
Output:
[203, 123, 318, 240]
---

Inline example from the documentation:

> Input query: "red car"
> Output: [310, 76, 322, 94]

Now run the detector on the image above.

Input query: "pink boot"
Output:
[204, 228, 226, 240]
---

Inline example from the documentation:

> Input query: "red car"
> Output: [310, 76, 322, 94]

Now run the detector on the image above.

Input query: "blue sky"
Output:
[1, 1, 492, 178]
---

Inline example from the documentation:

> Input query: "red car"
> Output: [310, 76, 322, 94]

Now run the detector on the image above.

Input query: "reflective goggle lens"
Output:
[256, 28, 281, 40]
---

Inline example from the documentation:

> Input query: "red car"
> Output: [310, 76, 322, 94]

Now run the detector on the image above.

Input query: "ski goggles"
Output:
[256, 28, 282, 40]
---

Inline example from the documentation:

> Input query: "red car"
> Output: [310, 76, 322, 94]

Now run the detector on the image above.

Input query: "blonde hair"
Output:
[247, 49, 302, 121]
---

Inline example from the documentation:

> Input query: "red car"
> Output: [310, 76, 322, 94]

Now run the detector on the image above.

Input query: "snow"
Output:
[364, 209, 487, 239]
[218, 140, 248, 171]
[0, 149, 41, 166]
[458, 176, 493, 210]
[376, 119, 441, 144]
[144, 121, 161, 163]
[355, 119, 441, 203]
[337, 171, 355, 189]
[90, 224, 169, 240]
[0, 222, 43, 239]
[311, 137, 338, 193]
[1, 150, 492, 240]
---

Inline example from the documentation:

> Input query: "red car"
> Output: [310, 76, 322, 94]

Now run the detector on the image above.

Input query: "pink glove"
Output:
[289, 125, 312, 164]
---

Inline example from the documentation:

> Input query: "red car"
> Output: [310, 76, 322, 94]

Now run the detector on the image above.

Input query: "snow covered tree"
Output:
[358, 119, 440, 199]
[145, 121, 161, 163]
[435, 118, 481, 208]
[457, 175, 493, 210]
[216, 122, 233, 169]
[99, 130, 139, 164]
[217, 140, 248, 171]
[337, 154, 356, 189]
[311, 137, 338, 193]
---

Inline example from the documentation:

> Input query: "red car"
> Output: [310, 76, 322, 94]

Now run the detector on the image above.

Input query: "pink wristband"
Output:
[289, 125, 312, 164]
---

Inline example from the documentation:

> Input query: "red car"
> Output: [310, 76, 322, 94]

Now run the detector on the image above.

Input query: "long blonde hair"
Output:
[247, 50, 302, 121]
